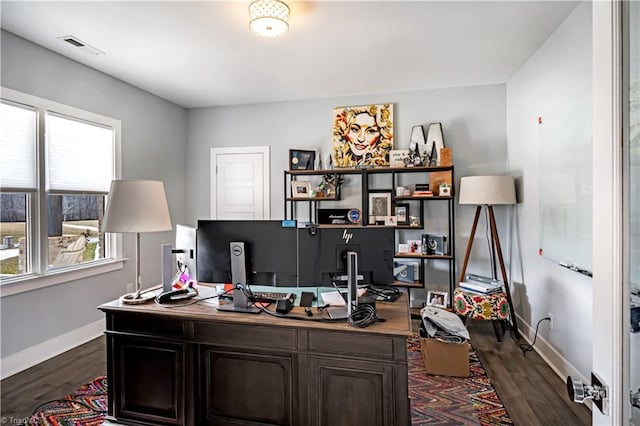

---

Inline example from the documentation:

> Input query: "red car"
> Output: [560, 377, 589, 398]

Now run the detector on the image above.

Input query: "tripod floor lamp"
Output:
[102, 179, 173, 304]
[458, 175, 519, 338]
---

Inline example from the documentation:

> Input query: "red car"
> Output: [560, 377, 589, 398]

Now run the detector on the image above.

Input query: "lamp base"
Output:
[120, 291, 156, 305]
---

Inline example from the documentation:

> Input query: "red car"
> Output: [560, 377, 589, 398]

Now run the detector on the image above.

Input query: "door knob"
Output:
[567, 373, 609, 415]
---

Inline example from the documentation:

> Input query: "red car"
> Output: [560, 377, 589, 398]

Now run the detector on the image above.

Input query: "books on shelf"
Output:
[459, 274, 503, 294]
[413, 190, 433, 197]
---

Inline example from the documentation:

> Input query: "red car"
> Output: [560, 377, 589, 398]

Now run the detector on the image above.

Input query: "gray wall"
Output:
[506, 2, 592, 377]
[187, 84, 510, 299]
[0, 31, 188, 358]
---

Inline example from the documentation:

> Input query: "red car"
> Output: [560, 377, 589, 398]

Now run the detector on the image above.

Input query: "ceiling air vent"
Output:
[58, 36, 105, 56]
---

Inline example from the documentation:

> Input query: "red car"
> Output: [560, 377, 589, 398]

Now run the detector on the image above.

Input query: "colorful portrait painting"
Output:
[332, 103, 394, 167]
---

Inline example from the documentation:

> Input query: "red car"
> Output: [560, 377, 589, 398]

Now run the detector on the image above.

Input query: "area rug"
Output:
[26, 339, 511, 425]
[26, 376, 107, 425]
[408, 335, 513, 425]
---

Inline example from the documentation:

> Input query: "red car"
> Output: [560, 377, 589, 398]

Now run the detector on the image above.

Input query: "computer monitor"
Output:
[297, 226, 394, 287]
[196, 220, 299, 286]
[175, 224, 197, 281]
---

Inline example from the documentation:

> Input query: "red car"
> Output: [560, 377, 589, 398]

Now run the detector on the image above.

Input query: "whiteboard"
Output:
[538, 99, 592, 275]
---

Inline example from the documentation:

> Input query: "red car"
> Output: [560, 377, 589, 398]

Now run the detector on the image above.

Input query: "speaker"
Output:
[230, 241, 247, 287]
[161, 244, 174, 292]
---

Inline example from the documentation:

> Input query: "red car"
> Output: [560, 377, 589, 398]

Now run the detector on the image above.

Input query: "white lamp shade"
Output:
[458, 175, 516, 205]
[102, 180, 172, 233]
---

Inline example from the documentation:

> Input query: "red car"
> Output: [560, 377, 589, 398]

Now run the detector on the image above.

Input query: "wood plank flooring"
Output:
[465, 320, 591, 425]
[1, 321, 591, 425]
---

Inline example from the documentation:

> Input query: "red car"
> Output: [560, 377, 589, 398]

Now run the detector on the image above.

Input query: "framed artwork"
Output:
[289, 149, 316, 170]
[291, 181, 312, 198]
[427, 290, 448, 308]
[332, 103, 394, 168]
[395, 203, 409, 225]
[368, 192, 391, 223]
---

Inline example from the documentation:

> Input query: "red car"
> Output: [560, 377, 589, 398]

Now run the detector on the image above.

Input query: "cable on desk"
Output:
[347, 304, 379, 328]
[154, 288, 233, 308]
[363, 285, 400, 302]
[250, 297, 341, 323]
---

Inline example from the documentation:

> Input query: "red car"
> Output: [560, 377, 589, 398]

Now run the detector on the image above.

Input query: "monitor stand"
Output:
[217, 286, 261, 314]
[327, 251, 359, 320]
[216, 241, 261, 314]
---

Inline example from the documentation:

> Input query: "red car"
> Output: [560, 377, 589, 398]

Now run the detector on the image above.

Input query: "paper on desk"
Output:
[321, 289, 366, 306]
[321, 291, 346, 306]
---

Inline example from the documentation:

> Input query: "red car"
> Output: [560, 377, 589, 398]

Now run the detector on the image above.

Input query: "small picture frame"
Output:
[369, 192, 392, 222]
[291, 181, 312, 198]
[384, 216, 397, 226]
[407, 239, 422, 254]
[427, 290, 448, 308]
[289, 149, 316, 171]
[395, 203, 409, 225]
[397, 243, 410, 253]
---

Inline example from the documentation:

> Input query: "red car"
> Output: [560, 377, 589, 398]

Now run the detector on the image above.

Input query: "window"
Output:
[0, 88, 121, 285]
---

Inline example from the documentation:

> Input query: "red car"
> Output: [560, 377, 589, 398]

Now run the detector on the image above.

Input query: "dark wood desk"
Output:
[99, 288, 411, 426]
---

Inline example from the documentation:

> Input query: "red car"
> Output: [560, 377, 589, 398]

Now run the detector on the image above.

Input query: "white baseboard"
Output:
[1, 319, 104, 380]
[516, 313, 591, 381]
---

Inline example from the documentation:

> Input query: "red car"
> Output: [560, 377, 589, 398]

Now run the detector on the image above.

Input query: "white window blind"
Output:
[0, 102, 37, 190]
[46, 113, 114, 193]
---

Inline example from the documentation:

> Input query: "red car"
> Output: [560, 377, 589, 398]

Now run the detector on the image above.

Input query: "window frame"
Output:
[0, 87, 124, 295]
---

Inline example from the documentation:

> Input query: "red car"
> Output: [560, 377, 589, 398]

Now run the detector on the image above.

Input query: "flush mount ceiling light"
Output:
[249, 0, 290, 38]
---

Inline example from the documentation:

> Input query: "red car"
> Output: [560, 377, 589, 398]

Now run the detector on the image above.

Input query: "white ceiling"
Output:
[1, 1, 579, 109]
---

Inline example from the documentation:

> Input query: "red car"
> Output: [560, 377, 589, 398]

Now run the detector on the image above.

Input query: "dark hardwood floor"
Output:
[464, 320, 591, 425]
[1, 337, 106, 424]
[1, 320, 590, 425]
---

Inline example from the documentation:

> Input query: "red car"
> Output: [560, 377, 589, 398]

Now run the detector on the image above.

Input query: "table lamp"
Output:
[458, 175, 519, 337]
[102, 179, 172, 304]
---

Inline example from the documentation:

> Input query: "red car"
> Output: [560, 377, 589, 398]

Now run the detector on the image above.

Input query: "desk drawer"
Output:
[307, 330, 395, 360]
[193, 322, 298, 350]
[110, 312, 185, 338]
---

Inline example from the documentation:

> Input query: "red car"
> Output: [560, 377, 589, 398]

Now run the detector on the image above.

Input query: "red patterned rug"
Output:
[26, 376, 107, 425]
[408, 335, 513, 425]
[26, 339, 511, 425]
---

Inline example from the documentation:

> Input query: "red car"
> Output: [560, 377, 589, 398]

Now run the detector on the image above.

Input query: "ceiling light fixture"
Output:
[249, 0, 290, 38]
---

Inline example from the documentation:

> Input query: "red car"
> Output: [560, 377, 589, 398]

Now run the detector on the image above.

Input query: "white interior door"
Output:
[210, 146, 270, 219]
[625, 2, 639, 424]
[592, 1, 624, 423]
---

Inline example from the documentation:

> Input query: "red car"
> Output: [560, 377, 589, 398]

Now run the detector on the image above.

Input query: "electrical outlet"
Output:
[548, 312, 554, 330]
[126, 283, 134, 294]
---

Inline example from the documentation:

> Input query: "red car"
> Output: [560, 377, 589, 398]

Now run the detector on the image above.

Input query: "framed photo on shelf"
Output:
[395, 203, 409, 225]
[289, 149, 316, 171]
[426, 290, 448, 308]
[291, 181, 312, 198]
[369, 192, 392, 224]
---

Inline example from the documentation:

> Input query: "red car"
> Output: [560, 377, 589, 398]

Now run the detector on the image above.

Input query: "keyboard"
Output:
[251, 291, 295, 303]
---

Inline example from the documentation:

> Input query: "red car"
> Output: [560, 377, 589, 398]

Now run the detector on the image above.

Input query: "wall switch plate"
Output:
[548, 313, 553, 330]
[126, 283, 134, 294]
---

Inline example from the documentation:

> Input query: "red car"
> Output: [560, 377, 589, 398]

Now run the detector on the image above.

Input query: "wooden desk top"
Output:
[99, 286, 411, 337]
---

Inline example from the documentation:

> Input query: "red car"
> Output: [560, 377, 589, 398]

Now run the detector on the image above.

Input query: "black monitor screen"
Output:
[196, 220, 298, 286]
[297, 227, 394, 286]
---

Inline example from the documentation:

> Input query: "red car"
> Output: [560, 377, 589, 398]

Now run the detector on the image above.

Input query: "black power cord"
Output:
[347, 303, 381, 328]
[519, 317, 551, 355]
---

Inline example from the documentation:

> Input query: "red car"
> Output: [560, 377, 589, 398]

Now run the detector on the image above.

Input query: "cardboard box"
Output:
[420, 337, 469, 377]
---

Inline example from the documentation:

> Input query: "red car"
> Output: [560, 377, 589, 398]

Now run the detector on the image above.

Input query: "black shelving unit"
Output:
[284, 166, 456, 306]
